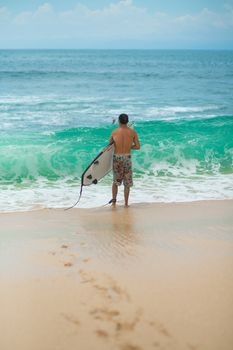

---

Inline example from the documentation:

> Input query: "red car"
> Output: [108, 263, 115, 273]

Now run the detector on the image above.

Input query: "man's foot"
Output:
[111, 198, 117, 207]
[124, 204, 129, 208]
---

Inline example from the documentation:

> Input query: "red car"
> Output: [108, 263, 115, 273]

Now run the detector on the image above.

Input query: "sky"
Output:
[0, 0, 233, 49]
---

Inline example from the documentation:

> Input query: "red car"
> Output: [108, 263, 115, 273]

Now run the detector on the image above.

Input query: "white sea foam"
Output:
[0, 95, 107, 104]
[1, 173, 233, 213]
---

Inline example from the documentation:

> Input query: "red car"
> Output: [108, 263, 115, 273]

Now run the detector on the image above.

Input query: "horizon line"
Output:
[1, 48, 233, 51]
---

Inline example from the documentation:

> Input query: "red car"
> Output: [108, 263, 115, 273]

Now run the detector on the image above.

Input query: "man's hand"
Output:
[132, 132, 140, 150]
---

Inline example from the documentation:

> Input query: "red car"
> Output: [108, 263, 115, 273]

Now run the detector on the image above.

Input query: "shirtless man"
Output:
[109, 114, 140, 207]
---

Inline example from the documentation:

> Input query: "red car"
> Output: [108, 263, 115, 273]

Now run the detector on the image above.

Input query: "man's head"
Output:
[118, 113, 129, 125]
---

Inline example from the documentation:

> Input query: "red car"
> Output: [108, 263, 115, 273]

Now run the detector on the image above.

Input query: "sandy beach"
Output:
[0, 200, 233, 350]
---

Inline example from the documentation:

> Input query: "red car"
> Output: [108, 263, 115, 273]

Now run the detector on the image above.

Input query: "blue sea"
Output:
[0, 49, 233, 211]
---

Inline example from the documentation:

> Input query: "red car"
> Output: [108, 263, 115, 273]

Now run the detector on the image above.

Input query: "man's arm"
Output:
[109, 132, 114, 145]
[131, 131, 140, 150]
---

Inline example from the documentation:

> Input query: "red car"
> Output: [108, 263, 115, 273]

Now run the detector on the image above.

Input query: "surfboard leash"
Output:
[64, 185, 83, 211]
[102, 198, 116, 207]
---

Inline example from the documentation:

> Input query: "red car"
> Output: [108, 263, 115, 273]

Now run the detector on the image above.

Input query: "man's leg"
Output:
[112, 182, 118, 206]
[124, 186, 130, 207]
[123, 156, 132, 207]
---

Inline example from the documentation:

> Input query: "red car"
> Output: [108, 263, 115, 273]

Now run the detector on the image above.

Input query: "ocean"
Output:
[0, 49, 233, 211]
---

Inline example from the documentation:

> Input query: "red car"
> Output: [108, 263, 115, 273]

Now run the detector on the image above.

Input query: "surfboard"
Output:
[65, 142, 114, 209]
[82, 142, 115, 186]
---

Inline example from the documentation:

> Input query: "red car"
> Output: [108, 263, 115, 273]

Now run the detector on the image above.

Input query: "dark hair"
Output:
[118, 113, 129, 124]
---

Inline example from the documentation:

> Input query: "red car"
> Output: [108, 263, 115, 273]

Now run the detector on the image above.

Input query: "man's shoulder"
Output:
[111, 128, 119, 134]
[112, 127, 122, 133]
[129, 128, 136, 135]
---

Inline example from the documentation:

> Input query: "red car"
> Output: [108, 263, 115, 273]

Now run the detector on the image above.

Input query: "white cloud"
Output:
[0, 1, 233, 47]
[14, 11, 32, 25]
[36, 3, 53, 14]
[0, 6, 10, 20]
[174, 7, 232, 29]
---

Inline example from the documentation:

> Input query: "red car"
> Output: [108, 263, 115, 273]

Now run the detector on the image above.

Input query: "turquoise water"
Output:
[0, 50, 233, 210]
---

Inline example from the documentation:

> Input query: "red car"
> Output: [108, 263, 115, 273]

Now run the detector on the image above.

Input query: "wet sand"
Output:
[0, 200, 233, 350]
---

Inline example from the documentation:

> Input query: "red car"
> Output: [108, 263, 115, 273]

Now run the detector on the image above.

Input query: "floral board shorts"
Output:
[112, 154, 133, 188]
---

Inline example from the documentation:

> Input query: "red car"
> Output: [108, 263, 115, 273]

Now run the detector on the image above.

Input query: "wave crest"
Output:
[0, 116, 232, 183]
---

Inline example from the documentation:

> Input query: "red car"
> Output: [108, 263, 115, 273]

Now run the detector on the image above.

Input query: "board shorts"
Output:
[113, 154, 133, 188]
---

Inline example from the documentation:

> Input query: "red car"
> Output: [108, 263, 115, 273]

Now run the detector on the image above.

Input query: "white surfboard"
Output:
[82, 142, 115, 186]
[65, 142, 115, 209]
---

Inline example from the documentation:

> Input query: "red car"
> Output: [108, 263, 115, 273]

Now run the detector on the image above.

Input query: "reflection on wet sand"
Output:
[78, 206, 140, 262]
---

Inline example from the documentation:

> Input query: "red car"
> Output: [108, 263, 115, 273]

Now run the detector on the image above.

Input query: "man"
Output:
[109, 113, 140, 207]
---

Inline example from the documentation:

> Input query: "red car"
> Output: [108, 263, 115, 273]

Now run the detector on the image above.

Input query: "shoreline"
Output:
[0, 197, 233, 214]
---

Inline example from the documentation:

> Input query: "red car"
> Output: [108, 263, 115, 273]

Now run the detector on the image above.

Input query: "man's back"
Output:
[111, 126, 140, 154]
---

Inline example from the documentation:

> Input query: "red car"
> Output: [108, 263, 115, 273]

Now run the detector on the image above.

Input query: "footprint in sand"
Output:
[79, 270, 130, 302]
[116, 309, 142, 332]
[90, 305, 143, 343]
[79, 270, 143, 345]
[61, 244, 69, 249]
[79, 269, 96, 283]
[121, 343, 142, 350]
[90, 307, 120, 321]
[48, 250, 57, 256]
[64, 262, 73, 267]
[149, 321, 172, 338]
[95, 329, 109, 338]
[61, 313, 80, 326]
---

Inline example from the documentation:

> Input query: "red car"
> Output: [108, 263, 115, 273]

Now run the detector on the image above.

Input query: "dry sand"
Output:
[0, 200, 233, 350]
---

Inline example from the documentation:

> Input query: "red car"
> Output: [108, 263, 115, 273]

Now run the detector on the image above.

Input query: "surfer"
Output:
[109, 114, 140, 207]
